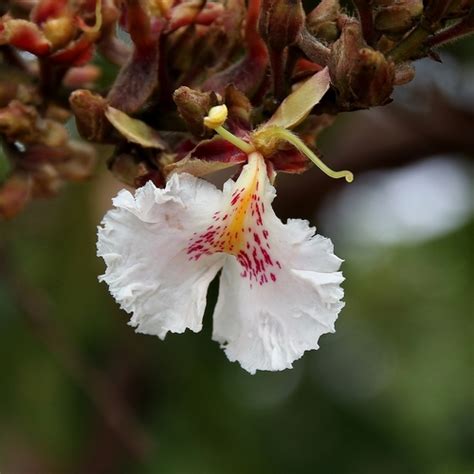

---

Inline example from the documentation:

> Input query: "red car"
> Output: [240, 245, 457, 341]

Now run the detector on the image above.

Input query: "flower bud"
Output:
[258, 0, 305, 50]
[374, 0, 423, 34]
[69, 89, 111, 142]
[329, 21, 395, 109]
[0, 100, 37, 143]
[173, 87, 220, 138]
[42, 16, 76, 49]
[306, 0, 341, 42]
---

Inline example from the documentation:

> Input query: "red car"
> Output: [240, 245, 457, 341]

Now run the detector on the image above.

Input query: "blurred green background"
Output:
[1, 45, 473, 474]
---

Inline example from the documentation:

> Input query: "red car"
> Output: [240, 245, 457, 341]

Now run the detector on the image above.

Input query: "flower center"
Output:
[187, 152, 281, 286]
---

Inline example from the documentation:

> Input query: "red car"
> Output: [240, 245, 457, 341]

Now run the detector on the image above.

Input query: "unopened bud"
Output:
[0, 101, 38, 143]
[149, 0, 174, 16]
[173, 87, 220, 137]
[258, 0, 305, 50]
[375, 0, 423, 34]
[69, 89, 110, 143]
[329, 21, 395, 109]
[42, 16, 76, 49]
[307, 0, 341, 42]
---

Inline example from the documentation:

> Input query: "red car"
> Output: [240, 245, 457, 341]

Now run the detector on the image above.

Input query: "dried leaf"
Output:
[105, 106, 166, 149]
[265, 67, 331, 129]
[269, 147, 310, 174]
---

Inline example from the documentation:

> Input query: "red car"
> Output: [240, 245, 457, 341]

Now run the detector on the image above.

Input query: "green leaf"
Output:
[104, 106, 166, 149]
[265, 67, 330, 130]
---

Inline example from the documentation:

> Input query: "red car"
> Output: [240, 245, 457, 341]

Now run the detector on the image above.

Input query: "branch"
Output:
[427, 7, 474, 47]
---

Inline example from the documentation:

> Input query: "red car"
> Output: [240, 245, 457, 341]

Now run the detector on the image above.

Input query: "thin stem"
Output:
[297, 29, 330, 66]
[265, 127, 354, 182]
[214, 126, 255, 154]
[269, 48, 287, 102]
[427, 8, 474, 46]
[388, 24, 432, 62]
[388, 0, 456, 62]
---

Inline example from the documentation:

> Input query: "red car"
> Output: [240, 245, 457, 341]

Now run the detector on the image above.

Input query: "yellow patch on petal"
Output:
[187, 152, 280, 287]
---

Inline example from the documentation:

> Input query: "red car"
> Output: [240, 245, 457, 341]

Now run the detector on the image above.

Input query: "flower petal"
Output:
[97, 175, 225, 338]
[212, 153, 344, 374]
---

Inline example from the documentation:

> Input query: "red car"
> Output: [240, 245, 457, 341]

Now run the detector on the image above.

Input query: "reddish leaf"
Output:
[49, 34, 95, 66]
[188, 136, 248, 164]
[268, 147, 310, 174]
[1, 20, 51, 56]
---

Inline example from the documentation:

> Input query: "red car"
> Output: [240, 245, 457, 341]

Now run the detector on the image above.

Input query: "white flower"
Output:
[97, 151, 345, 374]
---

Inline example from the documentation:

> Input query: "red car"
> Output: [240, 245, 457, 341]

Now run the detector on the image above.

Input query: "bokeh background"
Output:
[0, 36, 473, 474]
